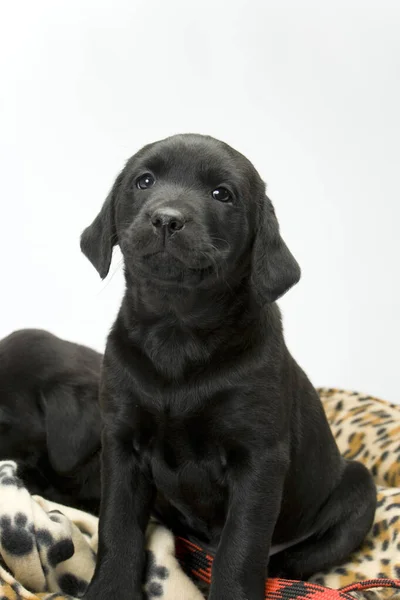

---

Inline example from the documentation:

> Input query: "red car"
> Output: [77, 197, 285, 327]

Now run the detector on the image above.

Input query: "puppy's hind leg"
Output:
[269, 461, 377, 580]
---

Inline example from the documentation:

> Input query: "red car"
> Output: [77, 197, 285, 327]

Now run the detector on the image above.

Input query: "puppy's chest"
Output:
[132, 405, 226, 479]
[131, 405, 229, 537]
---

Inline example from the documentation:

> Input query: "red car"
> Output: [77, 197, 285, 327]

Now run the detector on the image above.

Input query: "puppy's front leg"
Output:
[209, 449, 287, 600]
[82, 430, 154, 600]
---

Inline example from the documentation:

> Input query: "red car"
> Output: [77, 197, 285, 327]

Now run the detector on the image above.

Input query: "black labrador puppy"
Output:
[80, 134, 376, 600]
[0, 328, 102, 513]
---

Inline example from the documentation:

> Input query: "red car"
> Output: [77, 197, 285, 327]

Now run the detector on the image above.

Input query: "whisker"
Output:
[96, 258, 124, 295]
[210, 237, 231, 250]
[201, 250, 223, 283]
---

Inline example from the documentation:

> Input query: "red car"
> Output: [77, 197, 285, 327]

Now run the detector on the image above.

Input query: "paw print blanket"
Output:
[0, 389, 398, 599]
[0, 462, 203, 600]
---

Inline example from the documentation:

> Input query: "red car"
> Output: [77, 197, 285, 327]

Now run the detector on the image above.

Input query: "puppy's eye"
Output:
[136, 173, 156, 190]
[212, 187, 232, 203]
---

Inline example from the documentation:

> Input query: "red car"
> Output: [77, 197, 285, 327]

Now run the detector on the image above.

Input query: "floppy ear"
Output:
[44, 384, 102, 475]
[251, 195, 301, 304]
[80, 171, 124, 279]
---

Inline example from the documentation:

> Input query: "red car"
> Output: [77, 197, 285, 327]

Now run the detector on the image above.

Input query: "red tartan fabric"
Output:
[175, 537, 400, 599]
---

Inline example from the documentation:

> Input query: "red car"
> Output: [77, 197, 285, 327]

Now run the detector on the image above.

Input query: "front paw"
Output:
[82, 593, 143, 600]
[209, 588, 246, 600]
[81, 584, 143, 600]
[209, 579, 265, 600]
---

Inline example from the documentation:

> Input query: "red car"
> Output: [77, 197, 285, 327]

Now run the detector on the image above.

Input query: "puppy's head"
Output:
[81, 134, 300, 303]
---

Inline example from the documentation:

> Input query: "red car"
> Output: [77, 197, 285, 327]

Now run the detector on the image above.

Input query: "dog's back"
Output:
[0, 328, 101, 387]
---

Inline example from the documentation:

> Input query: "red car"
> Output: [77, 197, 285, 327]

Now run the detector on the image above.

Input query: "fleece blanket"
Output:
[0, 389, 398, 599]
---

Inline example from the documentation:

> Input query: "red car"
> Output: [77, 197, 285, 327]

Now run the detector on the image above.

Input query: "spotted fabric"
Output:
[0, 389, 399, 600]
[310, 389, 400, 599]
[319, 388, 400, 488]
[0, 462, 203, 600]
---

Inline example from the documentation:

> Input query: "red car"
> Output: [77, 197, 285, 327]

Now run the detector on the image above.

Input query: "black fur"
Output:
[0, 329, 102, 514]
[80, 134, 376, 600]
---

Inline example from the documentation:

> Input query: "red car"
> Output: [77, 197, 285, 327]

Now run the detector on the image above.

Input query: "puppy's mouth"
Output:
[138, 251, 214, 283]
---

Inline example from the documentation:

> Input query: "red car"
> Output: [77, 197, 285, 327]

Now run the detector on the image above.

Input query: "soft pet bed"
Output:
[0, 389, 399, 600]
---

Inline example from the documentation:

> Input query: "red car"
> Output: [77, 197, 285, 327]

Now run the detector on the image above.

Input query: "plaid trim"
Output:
[175, 537, 400, 599]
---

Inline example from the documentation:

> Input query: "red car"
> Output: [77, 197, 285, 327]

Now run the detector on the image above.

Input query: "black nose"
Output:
[151, 209, 185, 235]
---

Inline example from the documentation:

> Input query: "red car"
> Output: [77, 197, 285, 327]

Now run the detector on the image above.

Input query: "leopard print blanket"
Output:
[0, 389, 398, 599]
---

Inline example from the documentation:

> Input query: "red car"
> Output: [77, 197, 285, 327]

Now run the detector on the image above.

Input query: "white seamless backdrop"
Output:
[1, 0, 399, 401]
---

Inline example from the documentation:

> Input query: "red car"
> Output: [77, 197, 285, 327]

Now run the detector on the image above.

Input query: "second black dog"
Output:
[0, 328, 102, 514]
